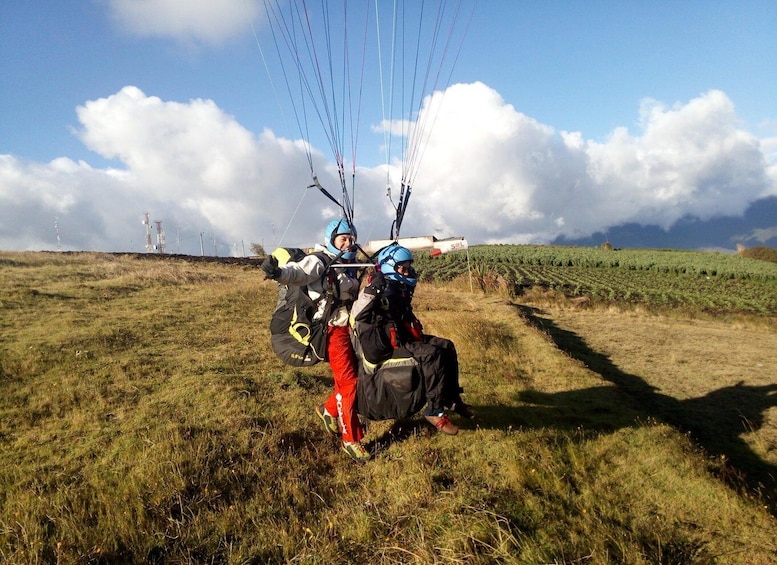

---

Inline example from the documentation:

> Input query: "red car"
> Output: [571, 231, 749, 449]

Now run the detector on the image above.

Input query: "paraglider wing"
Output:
[255, 0, 475, 242]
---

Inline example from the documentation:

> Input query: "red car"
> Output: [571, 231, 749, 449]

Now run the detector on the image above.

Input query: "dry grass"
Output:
[529, 300, 777, 500]
[1, 251, 776, 564]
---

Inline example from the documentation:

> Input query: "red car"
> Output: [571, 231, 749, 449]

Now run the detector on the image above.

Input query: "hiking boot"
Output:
[451, 401, 475, 419]
[342, 441, 371, 462]
[425, 414, 458, 435]
[315, 404, 340, 435]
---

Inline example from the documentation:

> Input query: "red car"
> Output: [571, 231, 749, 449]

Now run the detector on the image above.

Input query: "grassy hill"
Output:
[1, 250, 776, 564]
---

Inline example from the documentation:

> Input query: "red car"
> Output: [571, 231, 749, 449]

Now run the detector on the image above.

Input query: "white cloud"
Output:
[403, 84, 776, 244]
[761, 130, 777, 194]
[76, 86, 257, 197]
[108, 0, 261, 45]
[1, 84, 775, 253]
[0, 154, 139, 251]
[1, 86, 376, 253]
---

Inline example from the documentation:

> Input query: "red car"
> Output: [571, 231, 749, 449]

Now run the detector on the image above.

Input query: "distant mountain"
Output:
[553, 196, 777, 252]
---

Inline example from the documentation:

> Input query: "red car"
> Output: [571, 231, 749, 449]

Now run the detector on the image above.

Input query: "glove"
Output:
[322, 271, 338, 295]
[364, 269, 386, 296]
[370, 270, 386, 288]
[261, 255, 281, 280]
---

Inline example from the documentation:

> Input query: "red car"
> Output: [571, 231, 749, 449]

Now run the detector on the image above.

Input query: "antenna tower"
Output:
[143, 213, 153, 252]
[154, 220, 166, 254]
[54, 216, 61, 251]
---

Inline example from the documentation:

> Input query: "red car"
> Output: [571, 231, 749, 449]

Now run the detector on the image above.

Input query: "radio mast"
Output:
[154, 220, 166, 254]
[54, 216, 61, 251]
[143, 213, 153, 253]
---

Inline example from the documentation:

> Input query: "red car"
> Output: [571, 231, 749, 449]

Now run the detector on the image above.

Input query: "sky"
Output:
[1, 0, 776, 255]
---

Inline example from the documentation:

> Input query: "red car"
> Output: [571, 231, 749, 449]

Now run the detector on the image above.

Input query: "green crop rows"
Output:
[413, 245, 777, 315]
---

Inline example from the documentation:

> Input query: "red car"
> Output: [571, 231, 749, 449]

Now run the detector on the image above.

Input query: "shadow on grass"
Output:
[367, 419, 432, 455]
[354, 304, 777, 511]
[512, 303, 777, 513]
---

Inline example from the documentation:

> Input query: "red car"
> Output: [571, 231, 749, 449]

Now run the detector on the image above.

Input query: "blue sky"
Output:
[1, 1, 776, 253]
[462, 2, 776, 140]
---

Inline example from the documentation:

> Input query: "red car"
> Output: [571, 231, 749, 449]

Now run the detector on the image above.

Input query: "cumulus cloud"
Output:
[0, 155, 141, 251]
[0, 86, 369, 253]
[108, 0, 261, 45]
[1, 84, 775, 253]
[406, 83, 776, 244]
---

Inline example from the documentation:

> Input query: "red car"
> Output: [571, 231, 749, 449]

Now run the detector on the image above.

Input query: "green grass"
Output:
[1, 251, 776, 564]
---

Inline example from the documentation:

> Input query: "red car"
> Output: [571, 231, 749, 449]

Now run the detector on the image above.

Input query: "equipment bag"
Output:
[356, 353, 426, 420]
[351, 334, 427, 421]
[268, 247, 331, 367]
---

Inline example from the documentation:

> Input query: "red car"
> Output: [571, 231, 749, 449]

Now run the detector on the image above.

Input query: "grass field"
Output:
[1, 250, 776, 564]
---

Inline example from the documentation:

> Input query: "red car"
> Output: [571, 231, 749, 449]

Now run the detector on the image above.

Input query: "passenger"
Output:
[350, 244, 474, 434]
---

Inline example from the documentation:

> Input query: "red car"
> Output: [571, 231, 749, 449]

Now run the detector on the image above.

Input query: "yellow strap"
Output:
[360, 353, 416, 375]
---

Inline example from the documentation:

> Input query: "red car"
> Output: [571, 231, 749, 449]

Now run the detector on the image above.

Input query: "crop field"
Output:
[413, 245, 777, 315]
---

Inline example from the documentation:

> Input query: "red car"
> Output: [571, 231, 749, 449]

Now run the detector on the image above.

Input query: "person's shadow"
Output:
[508, 304, 777, 512]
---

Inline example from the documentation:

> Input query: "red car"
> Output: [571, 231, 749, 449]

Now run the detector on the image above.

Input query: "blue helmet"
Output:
[377, 244, 416, 286]
[324, 218, 357, 260]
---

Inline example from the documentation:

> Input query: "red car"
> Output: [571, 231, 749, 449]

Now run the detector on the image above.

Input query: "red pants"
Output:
[323, 325, 363, 443]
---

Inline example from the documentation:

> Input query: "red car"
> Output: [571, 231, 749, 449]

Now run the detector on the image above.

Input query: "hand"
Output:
[366, 269, 386, 293]
[322, 272, 337, 294]
[261, 255, 281, 280]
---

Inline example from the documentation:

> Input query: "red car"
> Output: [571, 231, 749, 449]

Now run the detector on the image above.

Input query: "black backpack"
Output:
[268, 247, 333, 367]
